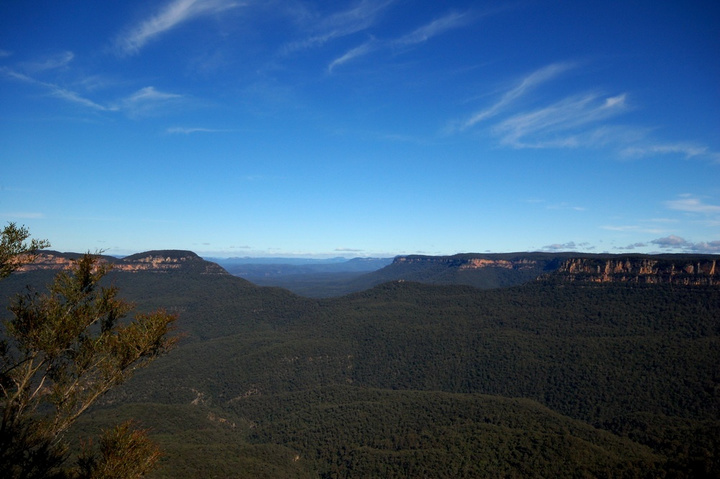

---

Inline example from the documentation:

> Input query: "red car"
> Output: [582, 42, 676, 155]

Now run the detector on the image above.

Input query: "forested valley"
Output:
[1, 253, 718, 477]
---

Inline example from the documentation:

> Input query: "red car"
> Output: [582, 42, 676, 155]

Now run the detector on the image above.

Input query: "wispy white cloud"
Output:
[3, 66, 186, 117]
[0, 49, 12, 58]
[455, 62, 719, 162]
[328, 39, 377, 72]
[166, 126, 232, 134]
[621, 143, 720, 162]
[319, 0, 393, 33]
[601, 224, 668, 234]
[326, 9, 471, 72]
[116, 0, 244, 56]
[283, 0, 394, 55]
[115, 86, 184, 116]
[1, 67, 110, 111]
[615, 242, 648, 251]
[2, 212, 45, 220]
[493, 92, 628, 148]
[541, 241, 594, 252]
[526, 198, 585, 211]
[459, 62, 575, 130]
[20, 51, 75, 73]
[546, 202, 586, 211]
[51, 87, 113, 111]
[125, 86, 182, 103]
[335, 247, 364, 252]
[394, 11, 469, 47]
[665, 195, 720, 215]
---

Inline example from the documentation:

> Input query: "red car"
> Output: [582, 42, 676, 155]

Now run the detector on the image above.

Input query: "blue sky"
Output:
[1, 1, 719, 258]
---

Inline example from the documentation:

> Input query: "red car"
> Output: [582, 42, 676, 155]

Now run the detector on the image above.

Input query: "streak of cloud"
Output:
[454, 62, 720, 162]
[621, 143, 719, 162]
[460, 62, 576, 130]
[125, 86, 182, 103]
[493, 92, 628, 148]
[394, 11, 469, 46]
[2, 66, 186, 117]
[541, 241, 593, 252]
[542, 241, 577, 251]
[665, 195, 720, 215]
[283, 0, 394, 55]
[116, 0, 244, 56]
[115, 86, 184, 116]
[21, 51, 75, 73]
[326, 9, 471, 72]
[1, 67, 110, 111]
[601, 224, 667, 234]
[166, 126, 232, 134]
[2, 212, 45, 219]
[328, 40, 377, 72]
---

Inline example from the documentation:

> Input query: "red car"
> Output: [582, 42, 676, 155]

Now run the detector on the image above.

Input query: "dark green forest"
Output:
[2, 256, 719, 477]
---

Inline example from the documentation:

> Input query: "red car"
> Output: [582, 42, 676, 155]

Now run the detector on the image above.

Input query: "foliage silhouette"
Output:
[0, 225, 177, 478]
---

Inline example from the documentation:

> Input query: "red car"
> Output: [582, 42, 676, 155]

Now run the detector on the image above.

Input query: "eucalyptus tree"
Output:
[0, 223, 177, 478]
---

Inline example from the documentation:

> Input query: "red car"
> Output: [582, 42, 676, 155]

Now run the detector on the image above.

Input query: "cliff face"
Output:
[458, 258, 538, 270]
[371, 254, 562, 290]
[16, 250, 228, 275]
[393, 255, 540, 271]
[16, 251, 720, 287]
[548, 257, 719, 285]
[386, 253, 720, 288]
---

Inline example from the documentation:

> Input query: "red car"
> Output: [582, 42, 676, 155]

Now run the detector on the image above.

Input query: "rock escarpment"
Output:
[385, 253, 720, 288]
[374, 253, 566, 290]
[17, 250, 228, 275]
[545, 256, 719, 285]
[393, 254, 546, 271]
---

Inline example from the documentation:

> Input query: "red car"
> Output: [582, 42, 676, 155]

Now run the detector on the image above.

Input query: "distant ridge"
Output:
[348, 252, 720, 291]
[15, 250, 720, 295]
[346, 252, 570, 291]
[16, 250, 229, 275]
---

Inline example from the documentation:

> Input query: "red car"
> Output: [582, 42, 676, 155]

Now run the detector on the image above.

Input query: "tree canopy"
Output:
[0, 223, 177, 478]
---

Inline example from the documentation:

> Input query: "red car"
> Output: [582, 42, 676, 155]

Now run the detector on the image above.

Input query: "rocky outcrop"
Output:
[15, 251, 84, 271]
[385, 253, 720, 288]
[458, 258, 538, 270]
[16, 250, 228, 275]
[393, 255, 540, 271]
[546, 257, 719, 285]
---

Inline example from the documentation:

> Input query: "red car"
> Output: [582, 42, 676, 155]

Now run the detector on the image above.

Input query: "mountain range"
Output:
[18, 250, 719, 296]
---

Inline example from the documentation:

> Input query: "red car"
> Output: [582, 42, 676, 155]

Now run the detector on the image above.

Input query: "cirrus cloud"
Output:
[665, 195, 720, 215]
[115, 0, 245, 56]
[454, 62, 719, 161]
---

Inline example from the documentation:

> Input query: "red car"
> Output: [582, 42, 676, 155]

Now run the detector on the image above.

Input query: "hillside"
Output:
[2, 250, 719, 477]
[20, 250, 716, 297]
[302, 252, 720, 296]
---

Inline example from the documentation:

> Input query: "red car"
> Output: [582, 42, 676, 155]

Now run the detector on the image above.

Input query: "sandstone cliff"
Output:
[361, 253, 567, 291]
[16, 250, 228, 275]
[380, 253, 720, 289]
[545, 256, 719, 285]
[393, 254, 546, 271]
